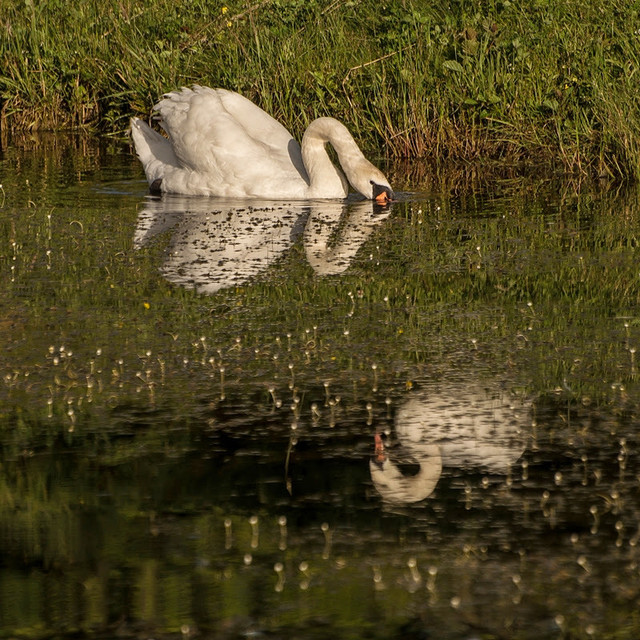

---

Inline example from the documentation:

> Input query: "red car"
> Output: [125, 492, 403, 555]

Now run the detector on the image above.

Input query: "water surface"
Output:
[1, 135, 639, 639]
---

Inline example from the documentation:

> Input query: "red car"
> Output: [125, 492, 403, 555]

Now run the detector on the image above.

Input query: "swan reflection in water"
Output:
[134, 196, 391, 292]
[371, 383, 530, 504]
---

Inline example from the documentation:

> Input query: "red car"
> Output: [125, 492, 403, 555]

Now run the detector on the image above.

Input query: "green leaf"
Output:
[443, 59, 464, 73]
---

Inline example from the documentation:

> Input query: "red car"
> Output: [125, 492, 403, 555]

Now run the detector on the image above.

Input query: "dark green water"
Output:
[1, 136, 639, 639]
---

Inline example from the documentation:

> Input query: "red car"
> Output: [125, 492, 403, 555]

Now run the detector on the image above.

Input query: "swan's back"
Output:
[157, 87, 302, 173]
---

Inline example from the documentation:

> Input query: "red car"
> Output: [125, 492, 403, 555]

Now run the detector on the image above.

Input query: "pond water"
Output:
[1, 135, 640, 639]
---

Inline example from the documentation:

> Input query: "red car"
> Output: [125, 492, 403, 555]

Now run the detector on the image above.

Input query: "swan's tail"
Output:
[130, 118, 180, 188]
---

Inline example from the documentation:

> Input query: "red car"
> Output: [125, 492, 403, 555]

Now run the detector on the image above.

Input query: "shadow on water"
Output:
[1, 135, 640, 639]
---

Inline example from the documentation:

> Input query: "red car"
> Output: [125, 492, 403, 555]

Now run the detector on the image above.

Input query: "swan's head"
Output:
[351, 164, 393, 202]
[339, 158, 393, 203]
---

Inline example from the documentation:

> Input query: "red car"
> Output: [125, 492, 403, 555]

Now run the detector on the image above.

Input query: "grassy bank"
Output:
[1, 0, 640, 178]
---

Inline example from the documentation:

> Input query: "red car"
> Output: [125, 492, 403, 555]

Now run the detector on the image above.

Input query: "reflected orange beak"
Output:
[374, 433, 386, 462]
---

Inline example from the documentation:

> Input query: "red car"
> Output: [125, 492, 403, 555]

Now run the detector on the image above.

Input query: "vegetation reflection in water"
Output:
[1, 136, 640, 639]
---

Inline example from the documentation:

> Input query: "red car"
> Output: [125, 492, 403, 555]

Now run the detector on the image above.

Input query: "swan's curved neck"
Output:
[302, 118, 369, 198]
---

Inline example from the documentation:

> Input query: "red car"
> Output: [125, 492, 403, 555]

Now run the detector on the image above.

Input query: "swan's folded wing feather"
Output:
[130, 118, 181, 183]
[215, 88, 298, 152]
[154, 87, 306, 182]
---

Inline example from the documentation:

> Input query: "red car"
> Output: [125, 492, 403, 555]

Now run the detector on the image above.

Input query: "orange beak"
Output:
[375, 191, 390, 204]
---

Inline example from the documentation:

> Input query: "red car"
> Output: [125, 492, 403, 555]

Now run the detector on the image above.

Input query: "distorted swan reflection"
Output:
[134, 196, 391, 292]
[371, 383, 530, 503]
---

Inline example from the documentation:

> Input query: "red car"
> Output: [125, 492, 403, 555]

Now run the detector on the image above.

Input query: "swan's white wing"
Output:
[154, 87, 307, 183]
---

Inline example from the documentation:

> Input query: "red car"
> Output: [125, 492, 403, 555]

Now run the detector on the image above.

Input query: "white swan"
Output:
[130, 86, 394, 202]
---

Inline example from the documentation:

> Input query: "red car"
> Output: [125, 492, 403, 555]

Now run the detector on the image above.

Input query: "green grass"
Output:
[1, 0, 640, 179]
